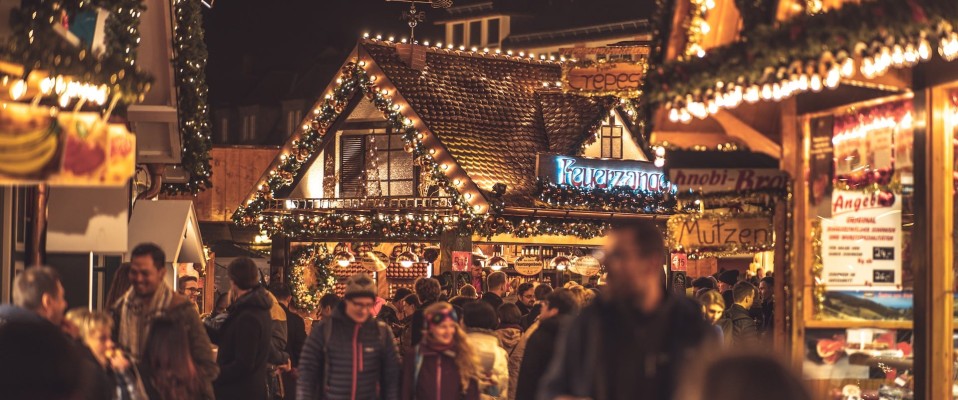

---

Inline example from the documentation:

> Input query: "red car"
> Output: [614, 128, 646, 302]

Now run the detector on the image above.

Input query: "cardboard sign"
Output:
[537, 154, 671, 192]
[668, 168, 788, 193]
[514, 258, 543, 276]
[821, 190, 902, 291]
[669, 215, 773, 250]
[451, 251, 472, 272]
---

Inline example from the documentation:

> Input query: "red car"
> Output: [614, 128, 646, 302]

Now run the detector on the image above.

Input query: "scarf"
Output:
[118, 282, 174, 360]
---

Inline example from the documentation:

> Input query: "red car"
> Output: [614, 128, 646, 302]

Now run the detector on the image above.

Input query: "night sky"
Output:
[202, 0, 443, 105]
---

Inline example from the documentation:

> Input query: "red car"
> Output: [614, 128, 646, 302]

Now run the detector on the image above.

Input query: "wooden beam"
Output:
[712, 110, 782, 159]
[778, 97, 806, 370]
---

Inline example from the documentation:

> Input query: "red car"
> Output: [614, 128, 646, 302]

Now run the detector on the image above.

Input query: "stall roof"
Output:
[128, 200, 206, 269]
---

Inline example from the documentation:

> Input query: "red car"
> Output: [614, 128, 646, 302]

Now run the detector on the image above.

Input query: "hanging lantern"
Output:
[333, 242, 355, 267]
[397, 245, 419, 268]
[487, 256, 507, 271]
[551, 255, 571, 271]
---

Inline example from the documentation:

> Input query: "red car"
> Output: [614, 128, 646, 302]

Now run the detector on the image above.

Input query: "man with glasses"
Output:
[177, 275, 200, 309]
[298, 273, 400, 400]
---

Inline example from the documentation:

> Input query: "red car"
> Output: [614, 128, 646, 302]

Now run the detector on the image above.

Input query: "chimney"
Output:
[395, 43, 427, 71]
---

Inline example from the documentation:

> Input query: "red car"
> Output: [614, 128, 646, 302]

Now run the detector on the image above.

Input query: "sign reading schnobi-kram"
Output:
[536, 154, 672, 192]
[668, 168, 789, 192]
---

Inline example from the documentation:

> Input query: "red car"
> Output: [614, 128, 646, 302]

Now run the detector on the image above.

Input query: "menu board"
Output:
[821, 190, 902, 290]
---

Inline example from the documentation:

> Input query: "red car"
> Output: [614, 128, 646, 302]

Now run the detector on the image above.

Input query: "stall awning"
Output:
[127, 200, 205, 269]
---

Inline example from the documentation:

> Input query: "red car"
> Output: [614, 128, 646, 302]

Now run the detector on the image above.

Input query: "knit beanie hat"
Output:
[344, 273, 377, 300]
[718, 270, 739, 286]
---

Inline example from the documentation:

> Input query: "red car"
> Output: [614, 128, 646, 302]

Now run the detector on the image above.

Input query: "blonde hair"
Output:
[423, 302, 479, 392]
[697, 289, 726, 309]
[65, 309, 113, 340]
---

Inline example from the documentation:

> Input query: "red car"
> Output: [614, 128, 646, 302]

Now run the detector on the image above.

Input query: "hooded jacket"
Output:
[213, 286, 273, 400]
[401, 343, 480, 400]
[466, 329, 510, 400]
[495, 327, 522, 400]
[297, 301, 400, 400]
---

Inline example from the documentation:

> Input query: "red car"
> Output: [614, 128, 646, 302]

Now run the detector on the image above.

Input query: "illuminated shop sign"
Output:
[536, 154, 671, 192]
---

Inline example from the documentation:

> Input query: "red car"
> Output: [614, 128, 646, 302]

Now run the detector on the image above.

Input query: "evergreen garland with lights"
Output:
[163, 0, 213, 194]
[535, 178, 678, 214]
[3, 0, 152, 104]
[288, 244, 336, 312]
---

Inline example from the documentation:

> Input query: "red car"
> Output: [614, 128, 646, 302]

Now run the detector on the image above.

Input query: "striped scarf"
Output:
[118, 283, 173, 361]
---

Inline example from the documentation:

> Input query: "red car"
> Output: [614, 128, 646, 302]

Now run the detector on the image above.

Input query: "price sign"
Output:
[514, 257, 543, 276]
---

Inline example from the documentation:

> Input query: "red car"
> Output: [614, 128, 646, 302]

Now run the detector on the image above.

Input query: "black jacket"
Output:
[297, 302, 400, 400]
[515, 315, 569, 400]
[724, 304, 759, 348]
[281, 303, 307, 367]
[480, 292, 504, 309]
[213, 286, 273, 400]
[520, 304, 541, 331]
[410, 301, 436, 347]
[538, 295, 713, 400]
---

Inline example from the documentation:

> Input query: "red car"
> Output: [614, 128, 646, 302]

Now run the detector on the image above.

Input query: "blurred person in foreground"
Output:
[0, 266, 84, 400]
[112, 243, 217, 398]
[401, 302, 480, 400]
[514, 289, 577, 400]
[462, 301, 509, 399]
[65, 309, 148, 399]
[496, 303, 523, 400]
[297, 273, 400, 400]
[271, 283, 307, 399]
[211, 257, 273, 399]
[141, 317, 204, 400]
[676, 354, 811, 400]
[538, 222, 713, 400]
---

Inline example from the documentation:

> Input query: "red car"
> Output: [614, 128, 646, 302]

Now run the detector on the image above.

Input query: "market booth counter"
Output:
[647, 0, 958, 397]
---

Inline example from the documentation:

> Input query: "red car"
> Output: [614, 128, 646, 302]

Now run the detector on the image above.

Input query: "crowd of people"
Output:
[0, 222, 810, 400]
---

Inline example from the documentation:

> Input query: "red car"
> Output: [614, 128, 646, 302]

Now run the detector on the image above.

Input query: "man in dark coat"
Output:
[538, 222, 714, 400]
[723, 281, 760, 349]
[515, 289, 576, 400]
[212, 258, 273, 400]
[271, 283, 307, 398]
[520, 284, 553, 330]
[297, 273, 400, 400]
[514, 282, 536, 316]
[481, 271, 507, 309]
[410, 277, 441, 347]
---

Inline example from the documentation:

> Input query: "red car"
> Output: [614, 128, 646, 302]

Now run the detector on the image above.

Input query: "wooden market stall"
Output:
[649, 0, 958, 397]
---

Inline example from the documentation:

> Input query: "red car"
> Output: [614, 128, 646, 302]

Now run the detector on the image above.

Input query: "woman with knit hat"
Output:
[401, 302, 480, 400]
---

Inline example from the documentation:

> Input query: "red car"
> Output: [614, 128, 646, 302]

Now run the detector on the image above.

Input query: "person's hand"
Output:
[278, 359, 292, 372]
[107, 349, 131, 371]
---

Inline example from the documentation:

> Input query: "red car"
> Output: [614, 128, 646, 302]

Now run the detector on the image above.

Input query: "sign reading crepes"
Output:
[668, 214, 774, 253]
[669, 168, 789, 193]
[560, 46, 649, 98]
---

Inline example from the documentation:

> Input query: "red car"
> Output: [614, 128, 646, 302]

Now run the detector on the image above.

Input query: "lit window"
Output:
[340, 128, 415, 197]
[600, 116, 623, 159]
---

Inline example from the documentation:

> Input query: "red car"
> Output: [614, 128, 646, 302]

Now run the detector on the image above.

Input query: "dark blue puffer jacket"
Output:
[297, 302, 400, 400]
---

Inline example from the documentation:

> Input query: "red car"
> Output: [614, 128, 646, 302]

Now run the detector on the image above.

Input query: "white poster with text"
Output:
[821, 190, 902, 291]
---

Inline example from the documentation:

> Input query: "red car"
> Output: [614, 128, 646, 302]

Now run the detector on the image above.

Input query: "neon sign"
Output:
[537, 154, 672, 192]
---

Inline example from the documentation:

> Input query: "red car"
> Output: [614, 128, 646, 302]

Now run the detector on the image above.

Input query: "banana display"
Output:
[0, 103, 136, 185]
[0, 103, 61, 179]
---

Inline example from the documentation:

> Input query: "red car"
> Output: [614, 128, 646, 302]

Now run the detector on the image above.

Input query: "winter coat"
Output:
[537, 295, 713, 400]
[297, 302, 400, 400]
[113, 292, 219, 399]
[495, 327, 522, 400]
[281, 303, 308, 367]
[515, 316, 568, 400]
[212, 286, 273, 400]
[410, 301, 436, 347]
[723, 304, 759, 348]
[515, 302, 532, 316]
[519, 304, 540, 331]
[480, 292, 504, 310]
[466, 329, 510, 400]
[401, 345, 479, 400]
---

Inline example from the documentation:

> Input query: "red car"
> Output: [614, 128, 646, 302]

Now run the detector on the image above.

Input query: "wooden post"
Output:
[771, 198, 787, 353]
[27, 184, 48, 267]
[912, 85, 955, 400]
[778, 97, 806, 369]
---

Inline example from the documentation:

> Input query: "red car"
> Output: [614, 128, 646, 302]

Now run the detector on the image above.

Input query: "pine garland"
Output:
[288, 245, 336, 312]
[163, 0, 213, 194]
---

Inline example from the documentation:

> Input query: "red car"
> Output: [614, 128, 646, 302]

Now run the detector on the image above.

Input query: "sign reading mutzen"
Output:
[536, 154, 672, 192]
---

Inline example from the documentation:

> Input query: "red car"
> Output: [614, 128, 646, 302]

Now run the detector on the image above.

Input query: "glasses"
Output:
[347, 299, 375, 309]
[184, 288, 200, 294]
[426, 308, 459, 326]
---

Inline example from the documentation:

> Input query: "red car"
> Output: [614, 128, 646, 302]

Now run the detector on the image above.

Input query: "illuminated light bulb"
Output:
[358, 60, 366, 67]
[58, 94, 70, 107]
[401, 38, 408, 44]
[39, 77, 54, 94]
[507, 50, 513, 56]
[679, 109, 692, 123]
[302, 124, 309, 130]
[891, 45, 904, 67]
[435, 41, 442, 47]
[459, 45, 465, 51]
[313, 109, 320, 114]
[465, 193, 473, 200]
[473, 205, 481, 212]
[654, 158, 665, 168]
[700, 22, 711, 34]
[442, 164, 449, 170]
[903, 44, 918, 64]
[655, 146, 666, 157]
[388, 36, 395, 42]
[363, 32, 370, 38]
[447, 44, 453, 49]
[919, 39, 932, 60]
[810, 75, 823, 92]
[706, 100, 719, 114]
[668, 108, 680, 122]
[9, 80, 26, 100]
[495, 49, 502, 54]
[428, 148, 436, 155]
[760, 84, 773, 100]
[825, 67, 841, 88]
[423, 41, 430, 46]
[771, 83, 783, 101]
[840, 58, 855, 77]
[376, 34, 382, 40]
[744, 85, 760, 103]
[518, 51, 525, 57]
[454, 179, 462, 186]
